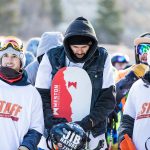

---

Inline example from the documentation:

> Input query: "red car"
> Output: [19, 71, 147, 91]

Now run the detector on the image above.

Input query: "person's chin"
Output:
[141, 60, 147, 63]
[7, 66, 15, 70]
[141, 61, 148, 65]
[75, 55, 84, 58]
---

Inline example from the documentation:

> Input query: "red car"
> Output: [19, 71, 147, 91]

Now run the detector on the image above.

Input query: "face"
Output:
[136, 43, 150, 64]
[1, 53, 21, 72]
[114, 62, 128, 70]
[139, 53, 148, 64]
[70, 45, 90, 58]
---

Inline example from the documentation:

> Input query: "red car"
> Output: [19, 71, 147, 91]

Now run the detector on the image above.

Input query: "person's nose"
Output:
[143, 53, 148, 57]
[76, 48, 83, 54]
[6, 57, 13, 63]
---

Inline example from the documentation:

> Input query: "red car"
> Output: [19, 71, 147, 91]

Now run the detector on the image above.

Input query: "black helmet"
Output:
[47, 122, 87, 150]
[111, 53, 129, 64]
[134, 33, 150, 64]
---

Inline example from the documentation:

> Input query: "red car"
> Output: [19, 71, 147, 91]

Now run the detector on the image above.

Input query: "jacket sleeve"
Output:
[35, 54, 54, 129]
[118, 114, 134, 143]
[116, 71, 138, 104]
[35, 54, 53, 89]
[118, 82, 137, 144]
[77, 85, 116, 132]
[20, 129, 42, 150]
[37, 88, 68, 130]
[37, 88, 53, 129]
[35, 53, 68, 130]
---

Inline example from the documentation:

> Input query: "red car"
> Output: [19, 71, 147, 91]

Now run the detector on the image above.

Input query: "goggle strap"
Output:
[134, 37, 150, 46]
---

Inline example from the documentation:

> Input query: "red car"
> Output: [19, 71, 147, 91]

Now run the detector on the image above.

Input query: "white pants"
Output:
[38, 136, 49, 150]
[88, 133, 107, 150]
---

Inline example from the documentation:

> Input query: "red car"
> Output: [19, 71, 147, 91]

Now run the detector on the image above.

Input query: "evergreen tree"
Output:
[50, 0, 63, 26]
[96, 0, 123, 44]
[0, 0, 19, 35]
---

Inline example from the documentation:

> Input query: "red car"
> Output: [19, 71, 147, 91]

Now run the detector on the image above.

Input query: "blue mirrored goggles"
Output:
[117, 56, 127, 62]
[137, 43, 150, 55]
[112, 55, 129, 63]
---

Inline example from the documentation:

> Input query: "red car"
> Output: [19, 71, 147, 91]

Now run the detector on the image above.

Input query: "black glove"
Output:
[107, 110, 118, 129]
[45, 116, 68, 130]
[72, 122, 91, 143]
[75, 117, 93, 132]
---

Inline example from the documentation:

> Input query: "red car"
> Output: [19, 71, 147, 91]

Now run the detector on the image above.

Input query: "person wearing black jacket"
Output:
[35, 17, 116, 150]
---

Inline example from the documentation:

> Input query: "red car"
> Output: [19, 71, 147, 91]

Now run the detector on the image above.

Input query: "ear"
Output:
[0, 58, 2, 65]
[20, 59, 23, 69]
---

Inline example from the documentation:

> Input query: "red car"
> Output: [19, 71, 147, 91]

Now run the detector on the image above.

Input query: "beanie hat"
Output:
[134, 33, 150, 46]
[0, 37, 26, 68]
[68, 35, 93, 45]
[134, 33, 150, 64]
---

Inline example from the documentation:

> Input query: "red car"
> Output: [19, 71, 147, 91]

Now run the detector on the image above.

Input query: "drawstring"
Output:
[86, 131, 90, 149]
[68, 61, 70, 67]
[46, 135, 52, 150]
[145, 137, 150, 150]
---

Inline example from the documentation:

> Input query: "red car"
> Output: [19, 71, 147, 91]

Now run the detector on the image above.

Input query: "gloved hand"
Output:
[132, 64, 149, 78]
[18, 146, 29, 150]
[75, 117, 94, 132]
[108, 110, 118, 123]
[107, 110, 118, 129]
[120, 134, 136, 150]
[45, 116, 68, 130]
[72, 122, 91, 143]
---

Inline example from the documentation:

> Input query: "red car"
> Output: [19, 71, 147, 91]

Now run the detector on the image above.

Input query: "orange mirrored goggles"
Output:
[0, 37, 23, 52]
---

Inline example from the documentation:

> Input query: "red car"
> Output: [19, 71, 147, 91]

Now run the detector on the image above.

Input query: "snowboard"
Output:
[51, 67, 92, 122]
[38, 67, 92, 150]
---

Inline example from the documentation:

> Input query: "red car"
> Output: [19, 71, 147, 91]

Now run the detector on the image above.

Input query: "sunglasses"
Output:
[137, 43, 150, 55]
[0, 37, 23, 52]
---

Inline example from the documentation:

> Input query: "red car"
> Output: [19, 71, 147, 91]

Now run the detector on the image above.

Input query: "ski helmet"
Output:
[134, 33, 150, 64]
[47, 122, 87, 150]
[111, 53, 129, 65]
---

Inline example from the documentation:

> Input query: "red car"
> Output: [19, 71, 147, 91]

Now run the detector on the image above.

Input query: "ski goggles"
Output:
[117, 56, 127, 62]
[0, 37, 23, 52]
[112, 55, 129, 63]
[137, 43, 150, 55]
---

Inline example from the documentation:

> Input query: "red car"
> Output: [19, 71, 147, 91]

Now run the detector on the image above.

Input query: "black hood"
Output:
[63, 17, 98, 63]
